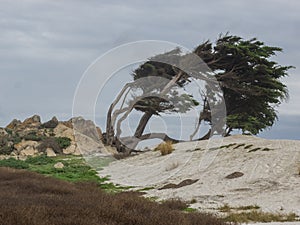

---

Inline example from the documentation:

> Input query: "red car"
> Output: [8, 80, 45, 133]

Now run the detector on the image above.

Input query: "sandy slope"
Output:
[99, 135, 300, 218]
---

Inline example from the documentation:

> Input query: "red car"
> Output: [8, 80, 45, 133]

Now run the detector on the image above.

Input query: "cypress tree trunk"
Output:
[134, 111, 153, 138]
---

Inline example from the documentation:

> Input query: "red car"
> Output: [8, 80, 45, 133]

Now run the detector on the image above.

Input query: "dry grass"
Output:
[155, 141, 174, 156]
[219, 204, 260, 213]
[224, 210, 297, 223]
[218, 204, 297, 223]
[0, 167, 232, 225]
[160, 198, 189, 211]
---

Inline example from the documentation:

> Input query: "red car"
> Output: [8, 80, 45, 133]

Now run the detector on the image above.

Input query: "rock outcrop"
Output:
[0, 115, 106, 159]
[41, 116, 59, 129]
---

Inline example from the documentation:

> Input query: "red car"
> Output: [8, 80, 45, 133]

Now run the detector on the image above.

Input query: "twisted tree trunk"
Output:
[134, 111, 153, 138]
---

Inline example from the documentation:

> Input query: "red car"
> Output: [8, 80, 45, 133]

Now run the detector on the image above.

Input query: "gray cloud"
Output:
[0, 0, 299, 139]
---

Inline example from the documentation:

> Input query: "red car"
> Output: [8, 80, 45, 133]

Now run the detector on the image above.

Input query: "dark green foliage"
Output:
[4, 128, 13, 135]
[23, 132, 43, 141]
[195, 35, 293, 135]
[12, 135, 22, 144]
[130, 34, 292, 137]
[55, 137, 71, 149]
[0, 145, 13, 155]
[132, 57, 199, 114]
[25, 155, 55, 165]
[0, 158, 29, 169]
[0, 133, 21, 155]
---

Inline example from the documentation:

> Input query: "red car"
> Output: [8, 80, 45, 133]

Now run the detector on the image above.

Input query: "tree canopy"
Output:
[104, 34, 293, 153]
[195, 35, 292, 134]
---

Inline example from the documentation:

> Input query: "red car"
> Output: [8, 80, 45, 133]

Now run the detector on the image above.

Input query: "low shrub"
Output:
[23, 132, 43, 141]
[0, 158, 29, 169]
[37, 137, 62, 154]
[161, 198, 189, 211]
[0, 135, 21, 155]
[0, 168, 229, 225]
[55, 137, 71, 149]
[4, 128, 13, 135]
[155, 141, 174, 156]
[224, 210, 297, 223]
[0, 145, 13, 155]
[25, 155, 55, 165]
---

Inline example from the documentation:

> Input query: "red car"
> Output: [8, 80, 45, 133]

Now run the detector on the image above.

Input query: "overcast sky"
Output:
[0, 0, 299, 140]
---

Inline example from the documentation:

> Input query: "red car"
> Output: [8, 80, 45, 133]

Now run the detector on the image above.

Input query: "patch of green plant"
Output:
[23, 132, 43, 141]
[12, 136, 22, 144]
[0, 134, 22, 155]
[0, 158, 29, 169]
[233, 143, 246, 149]
[29, 156, 125, 192]
[25, 155, 55, 165]
[137, 186, 155, 191]
[0, 155, 126, 192]
[55, 137, 71, 149]
[4, 128, 13, 135]
[37, 137, 71, 153]
[248, 147, 261, 153]
[0, 145, 13, 155]
[183, 207, 197, 212]
[244, 144, 253, 149]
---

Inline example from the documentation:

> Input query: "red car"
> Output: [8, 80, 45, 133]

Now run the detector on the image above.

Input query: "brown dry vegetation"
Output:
[155, 141, 174, 156]
[0, 167, 232, 225]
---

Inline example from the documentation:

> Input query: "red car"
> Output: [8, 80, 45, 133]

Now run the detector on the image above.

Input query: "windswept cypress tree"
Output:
[105, 34, 293, 152]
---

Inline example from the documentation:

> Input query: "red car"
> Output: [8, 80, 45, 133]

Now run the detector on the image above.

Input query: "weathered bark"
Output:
[134, 111, 153, 138]
[105, 83, 132, 145]
[189, 97, 209, 141]
[113, 71, 185, 150]
[130, 71, 185, 145]
[138, 133, 181, 143]
[105, 104, 115, 145]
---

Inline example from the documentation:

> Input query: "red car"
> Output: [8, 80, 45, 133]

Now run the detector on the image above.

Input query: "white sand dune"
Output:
[99, 135, 300, 221]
